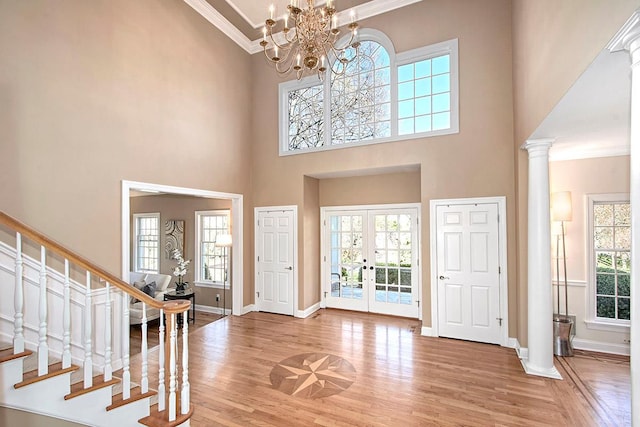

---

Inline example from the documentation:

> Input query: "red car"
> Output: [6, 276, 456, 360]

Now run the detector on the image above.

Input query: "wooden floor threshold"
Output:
[138, 403, 193, 427]
[0, 348, 33, 364]
[65, 375, 120, 400]
[14, 362, 79, 389]
[107, 386, 156, 411]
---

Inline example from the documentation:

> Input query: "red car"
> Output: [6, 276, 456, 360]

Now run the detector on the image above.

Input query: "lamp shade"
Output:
[215, 233, 232, 247]
[551, 191, 573, 222]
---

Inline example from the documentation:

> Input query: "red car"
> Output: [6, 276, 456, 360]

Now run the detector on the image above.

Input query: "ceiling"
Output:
[532, 49, 631, 162]
[184, 0, 632, 163]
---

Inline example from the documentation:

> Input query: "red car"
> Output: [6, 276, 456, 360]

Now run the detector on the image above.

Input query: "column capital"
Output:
[607, 10, 640, 53]
[521, 138, 554, 153]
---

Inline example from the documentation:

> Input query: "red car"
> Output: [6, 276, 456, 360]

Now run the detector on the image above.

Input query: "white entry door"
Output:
[323, 206, 420, 318]
[256, 208, 295, 316]
[435, 203, 502, 344]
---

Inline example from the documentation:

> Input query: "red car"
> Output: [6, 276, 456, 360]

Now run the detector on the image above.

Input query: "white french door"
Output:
[322, 205, 420, 318]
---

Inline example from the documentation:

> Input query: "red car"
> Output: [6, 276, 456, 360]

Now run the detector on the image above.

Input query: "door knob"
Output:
[285, 266, 293, 270]
[439, 275, 449, 280]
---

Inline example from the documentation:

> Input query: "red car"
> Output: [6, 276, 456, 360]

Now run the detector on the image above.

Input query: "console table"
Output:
[164, 288, 196, 326]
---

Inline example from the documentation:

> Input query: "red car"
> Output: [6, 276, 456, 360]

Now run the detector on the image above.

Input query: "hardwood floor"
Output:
[127, 309, 630, 426]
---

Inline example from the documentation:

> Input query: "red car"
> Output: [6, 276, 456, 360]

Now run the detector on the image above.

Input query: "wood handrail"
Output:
[0, 211, 189, 315]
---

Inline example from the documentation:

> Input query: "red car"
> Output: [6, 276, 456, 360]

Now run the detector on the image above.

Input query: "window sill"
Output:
[584, 319, 630, 333]
[194, 281, 225, 289]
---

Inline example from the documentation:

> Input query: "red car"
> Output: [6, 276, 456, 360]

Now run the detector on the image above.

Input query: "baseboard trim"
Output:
[195, 304, 230, 316]
[519, 357, 563, 380]
[420, 326, 434, 337]
[242, 304, 256, 315]
[296, 303, 321, 318]
[572, 338, 630, 356]
[507, 337, 520, 350]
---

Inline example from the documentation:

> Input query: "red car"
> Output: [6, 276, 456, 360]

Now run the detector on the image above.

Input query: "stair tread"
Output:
[15, 361, 80, 389]
[65, 375, 120, 400]
[138, 403, 194, 427]
[0, 347, 33, 364]
[107, 386, 156, 411]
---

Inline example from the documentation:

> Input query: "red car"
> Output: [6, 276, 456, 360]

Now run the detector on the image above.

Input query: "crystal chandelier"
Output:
[260, 0, 360, 80]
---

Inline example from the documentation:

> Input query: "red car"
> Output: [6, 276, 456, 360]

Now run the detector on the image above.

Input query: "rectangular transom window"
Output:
[279, 37, 458, 156]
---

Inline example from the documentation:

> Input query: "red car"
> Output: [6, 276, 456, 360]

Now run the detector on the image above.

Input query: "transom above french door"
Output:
[321, 205, 420, 319]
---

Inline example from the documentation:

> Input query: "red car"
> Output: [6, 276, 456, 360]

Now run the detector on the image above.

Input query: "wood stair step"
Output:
[138, 403, 194, 427]
[0, 347, 32, 364]
[14, 361, 80, 389]
[107, 385, 156, 411]
[65, 375, 120, 400]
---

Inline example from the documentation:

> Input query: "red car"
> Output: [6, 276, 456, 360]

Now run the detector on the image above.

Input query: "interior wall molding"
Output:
[186, 0, 424, 55]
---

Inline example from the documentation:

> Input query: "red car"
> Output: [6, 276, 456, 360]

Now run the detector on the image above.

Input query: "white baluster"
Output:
[141, 302, 149, 393]
[158, 309, 166, 412]
[13, 232, 24, 353]
[122, 289, 131, 399]
[181, 312, 190, 415]
[62, 259, 71, 368]
[104, 281, 112, 381]
[38, 246, 48, 376]
[168, 313, 177, 422]
[84, 272, 93, 388]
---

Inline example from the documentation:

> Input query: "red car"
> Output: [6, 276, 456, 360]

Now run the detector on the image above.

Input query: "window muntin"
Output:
[279, 35, 458, 155]
[195, 210, 230, 285]
[398, 54, 451, 135]
[592, 201, 631, 321]
[331, 40, 391, 143]
[133, 213, 160, 274]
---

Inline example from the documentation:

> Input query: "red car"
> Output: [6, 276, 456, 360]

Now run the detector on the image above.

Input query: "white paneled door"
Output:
[256, 209, 295, 316]
[323, 206, 420, 318]
[435, 203, 502, 344]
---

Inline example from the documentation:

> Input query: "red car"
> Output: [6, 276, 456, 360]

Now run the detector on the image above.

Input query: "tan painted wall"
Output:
[318, 171, 421, 207]
[511, 0, 640, 345]
[130, 194, 232, 308]
[251, 0, 517, 332]
[0, 0, 253, 291]
[549, 156, 630, 345]
[303, 176, 320, 309]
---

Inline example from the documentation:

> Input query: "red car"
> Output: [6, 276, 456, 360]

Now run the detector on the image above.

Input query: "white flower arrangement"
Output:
[171, 248, 191, 289]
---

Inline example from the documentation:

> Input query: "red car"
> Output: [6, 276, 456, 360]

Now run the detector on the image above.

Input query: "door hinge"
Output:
[257, 255, 260, 262]
[257, 219, 260, 226]
[496, 317, 503, 326]
[498, 266, 501, 274]
[416, 300, 420, 307]
[324, 291, 328, 298]
[323, 219, 326, 226]
[323, 255, 326, 262]
[256, 291, 260, 298]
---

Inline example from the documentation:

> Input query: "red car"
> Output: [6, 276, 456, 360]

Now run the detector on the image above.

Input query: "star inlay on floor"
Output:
[270, 353, 356, 399]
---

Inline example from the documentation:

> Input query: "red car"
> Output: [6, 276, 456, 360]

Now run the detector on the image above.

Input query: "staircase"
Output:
[0, 212, 194, 426]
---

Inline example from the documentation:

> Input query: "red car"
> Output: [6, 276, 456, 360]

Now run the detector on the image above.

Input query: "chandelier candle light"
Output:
[261, 0, 360, 80]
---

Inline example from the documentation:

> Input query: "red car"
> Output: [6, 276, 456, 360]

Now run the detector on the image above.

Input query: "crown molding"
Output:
[549, 143, 630, 162]
[607, 9, 640, 52]
[184, 0, 254, 53]
[187, 0, 424, 55]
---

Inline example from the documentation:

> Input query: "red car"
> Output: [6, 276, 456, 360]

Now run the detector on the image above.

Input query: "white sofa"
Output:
[128, 271, 172, 325]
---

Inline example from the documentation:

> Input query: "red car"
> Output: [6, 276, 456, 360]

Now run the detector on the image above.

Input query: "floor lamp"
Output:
[551, 191, 573, 356]
[215, 233, 232, 318]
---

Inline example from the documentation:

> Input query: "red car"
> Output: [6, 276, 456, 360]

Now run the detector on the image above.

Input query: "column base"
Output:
[519, 352, 563, 379]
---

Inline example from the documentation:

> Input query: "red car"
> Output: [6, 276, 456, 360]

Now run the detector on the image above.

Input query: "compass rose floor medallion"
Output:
[270, 353, 357, 399]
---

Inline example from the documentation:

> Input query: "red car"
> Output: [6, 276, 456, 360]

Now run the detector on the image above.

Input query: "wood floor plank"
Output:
[126, 309, 630, 426]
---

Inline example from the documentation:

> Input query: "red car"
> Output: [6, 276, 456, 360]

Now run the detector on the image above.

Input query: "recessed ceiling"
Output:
[186, 0, 422, 53]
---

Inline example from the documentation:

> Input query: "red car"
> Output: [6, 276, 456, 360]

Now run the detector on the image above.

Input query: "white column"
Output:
[608, 11, 640, 425]
[521, 138, 562, 379]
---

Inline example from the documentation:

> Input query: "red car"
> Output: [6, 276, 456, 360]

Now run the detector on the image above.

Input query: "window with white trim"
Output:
[133, 213, 160, 274]
[279, 33, 458, 155]
[195, 210, 230, 286]
[587, 194, 631, 326]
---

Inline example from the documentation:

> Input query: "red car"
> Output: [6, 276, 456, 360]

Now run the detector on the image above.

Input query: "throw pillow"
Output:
[143, 281, 157, 299]
[131, 279, 146, 305]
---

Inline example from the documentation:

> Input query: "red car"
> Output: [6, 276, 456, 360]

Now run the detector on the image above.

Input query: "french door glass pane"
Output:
[373, 213, 413, 305]
[330, 215, 364, 299]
